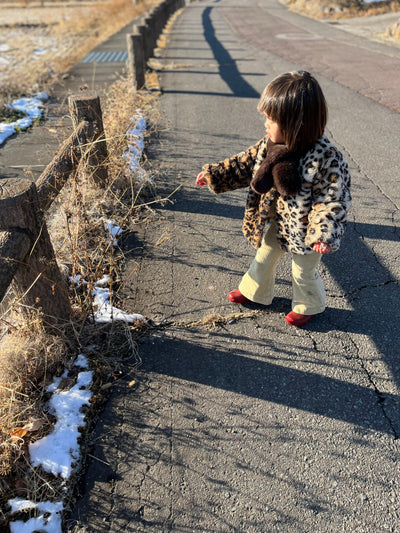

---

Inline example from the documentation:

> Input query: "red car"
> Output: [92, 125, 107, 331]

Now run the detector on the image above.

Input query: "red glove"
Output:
[196, 172, 207, 186]
[313, 242, 332, 254]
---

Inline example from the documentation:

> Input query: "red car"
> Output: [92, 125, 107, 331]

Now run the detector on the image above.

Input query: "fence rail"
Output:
[0, 95, 106, 326]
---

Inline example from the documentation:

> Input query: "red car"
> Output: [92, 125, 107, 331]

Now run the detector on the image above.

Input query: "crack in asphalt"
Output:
[346, 334, 399, 440]
[144, 303, 400, 443]
[328, 279, 398, 299]
[329, 130, 400, 218]
[320, 307, 400, 441]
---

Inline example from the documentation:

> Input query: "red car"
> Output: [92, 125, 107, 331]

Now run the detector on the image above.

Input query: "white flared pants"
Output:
[239, 222, 326, 315]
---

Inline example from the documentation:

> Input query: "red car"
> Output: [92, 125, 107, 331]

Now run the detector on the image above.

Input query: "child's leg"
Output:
[291, 252, 326, 315]
[239, 222, 285, 305]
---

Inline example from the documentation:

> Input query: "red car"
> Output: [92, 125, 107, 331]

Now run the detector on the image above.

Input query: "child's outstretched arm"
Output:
[197, 138, 265, 194]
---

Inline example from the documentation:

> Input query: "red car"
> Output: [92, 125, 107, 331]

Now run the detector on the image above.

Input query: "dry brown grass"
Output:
[0, 0, 178, 525]
[0, 321, 68, 475]
[287, 0, 400, 20]
[1, 62, 160, 533]
[48, 79, 159, 281]
[385, 15, 400, 37]
[0, 0, 160, 104]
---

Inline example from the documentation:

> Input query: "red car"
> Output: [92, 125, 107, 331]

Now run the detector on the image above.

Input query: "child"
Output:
[196, 71, 351, 327]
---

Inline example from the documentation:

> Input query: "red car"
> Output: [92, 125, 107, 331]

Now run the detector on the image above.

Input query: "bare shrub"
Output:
[0, 316, 69, 477]
[287, 0, 400, 20]
[385, 17, 400, 38]
[0, 0, 166, 518]
[0, 73, 159, 516]
[48, 76, 159, 283]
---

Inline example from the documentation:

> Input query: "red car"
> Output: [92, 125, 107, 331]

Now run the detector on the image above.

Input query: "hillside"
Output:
[285, 0, 400, 19]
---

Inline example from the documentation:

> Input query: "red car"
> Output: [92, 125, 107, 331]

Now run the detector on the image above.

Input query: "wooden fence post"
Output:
[152, 5, 162, 38]
[127, 30, 146, 89]
[68, 95, 109, 186]
[0, 178, 71, 325]
[142, 15, 155, 60]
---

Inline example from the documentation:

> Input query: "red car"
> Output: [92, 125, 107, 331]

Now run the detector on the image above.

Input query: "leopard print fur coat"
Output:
[202, 135, 351, 254]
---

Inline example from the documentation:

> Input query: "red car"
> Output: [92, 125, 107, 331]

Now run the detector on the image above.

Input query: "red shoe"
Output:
[228, 290, 249, 304]
[285, 311, 313, 327]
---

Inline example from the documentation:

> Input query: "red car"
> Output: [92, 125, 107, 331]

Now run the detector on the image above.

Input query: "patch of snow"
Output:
[124, 111, 154, 186]
[69, 264, 146, 325]
[92, 282, 145, 324]
[9, 500, 63, 533]
[29, 368, 93, 479]
[8, 360, 92, 531]
[96, 274, 111, 286]
[46, 369, 68, 394]
[105, 219, 123, 247]
[69, 274, 88, 288]
[0, 93, 48, 146]
[74, 353, 90, 369]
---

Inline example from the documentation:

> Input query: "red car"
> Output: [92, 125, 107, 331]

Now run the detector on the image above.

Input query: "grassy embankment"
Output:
[286, 0, 400, 38]
[0, 0, 168, 523]
[0, 0, 158, 110]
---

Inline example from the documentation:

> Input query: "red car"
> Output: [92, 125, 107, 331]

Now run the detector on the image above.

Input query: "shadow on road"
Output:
[127, 164, 400, 437]
[202, 6, 260, 98]
[138, 330, 395, 436]
[128, 0, 400, 441]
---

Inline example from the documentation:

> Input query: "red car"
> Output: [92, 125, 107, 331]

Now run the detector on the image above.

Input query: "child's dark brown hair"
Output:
[258, 71, 327, 152]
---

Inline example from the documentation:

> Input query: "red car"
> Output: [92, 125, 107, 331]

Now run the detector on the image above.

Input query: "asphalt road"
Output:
[71, 1, 400, 531]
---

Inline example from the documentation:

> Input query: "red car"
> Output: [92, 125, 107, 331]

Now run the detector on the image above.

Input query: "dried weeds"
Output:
[385, 16, 400, 38]
[0, 311, 70, 519]
[0, 0, 161, 101]
[286, 0, 400, 21]
[0, 72, 161, 524]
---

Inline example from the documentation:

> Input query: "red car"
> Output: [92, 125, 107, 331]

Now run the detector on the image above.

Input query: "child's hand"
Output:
[313, 242, 332, 254]
[196, 172, 207, 186]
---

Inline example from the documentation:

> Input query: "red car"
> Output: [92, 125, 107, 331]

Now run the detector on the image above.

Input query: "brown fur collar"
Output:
[250, 138, 302, 197]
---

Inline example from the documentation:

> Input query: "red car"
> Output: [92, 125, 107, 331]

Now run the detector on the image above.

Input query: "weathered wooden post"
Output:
[0, 231, 31, 305]
[160, 2, 169, 33]
[127, 29, 146, 89]
[166, 0, 174, 18]
[152, 5, 162, 40]
[142, 14, 155, 60]
[149, 8, 161, 51]
[0, 178, 71, 325]
[68, 95, 109, 186]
